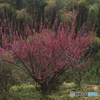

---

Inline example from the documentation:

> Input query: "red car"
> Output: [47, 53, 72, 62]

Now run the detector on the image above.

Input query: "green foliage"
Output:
[0, 62, 17, 100]
[0, 3, 16, 19]
[44, 0, 56, 15]
[78, 37, 100, 85]
[0, 3, 9, 9]
[78, 0, 87, 6]
[0, 3, 15, 13]
[56, 0, 75, 11]
[93, 37, 100, 53]
[87, 3, 99, 24]
[12, 65, 35, 84]
[83, 60, 100, 85]
[26, 0, 46, 15]
[9, 84, 39, 100]
[16, 9, 31, 21]
[83, 43, 100, 85]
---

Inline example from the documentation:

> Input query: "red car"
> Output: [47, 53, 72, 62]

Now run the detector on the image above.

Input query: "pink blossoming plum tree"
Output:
[0, 14, 93, 95]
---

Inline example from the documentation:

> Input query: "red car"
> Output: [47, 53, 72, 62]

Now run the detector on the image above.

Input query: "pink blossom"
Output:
[0, 16, 93, 84]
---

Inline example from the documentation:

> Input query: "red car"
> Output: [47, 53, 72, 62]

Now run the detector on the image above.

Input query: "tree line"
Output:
[0, 0, 100, 36]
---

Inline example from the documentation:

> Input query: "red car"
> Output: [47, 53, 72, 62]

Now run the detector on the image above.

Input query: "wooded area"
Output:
[0, 0, 100, 35]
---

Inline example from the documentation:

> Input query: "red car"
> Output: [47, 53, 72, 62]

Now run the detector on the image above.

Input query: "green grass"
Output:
[0, 82, 99, 100]
[9, 83, 40, 100]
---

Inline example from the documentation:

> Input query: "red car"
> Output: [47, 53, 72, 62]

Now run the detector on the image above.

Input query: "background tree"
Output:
[76, 0, 100, 36]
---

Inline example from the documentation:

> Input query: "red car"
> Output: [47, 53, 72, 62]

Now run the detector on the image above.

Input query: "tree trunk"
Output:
[41, 83, 48, 95]
[0, 34, 2, 47]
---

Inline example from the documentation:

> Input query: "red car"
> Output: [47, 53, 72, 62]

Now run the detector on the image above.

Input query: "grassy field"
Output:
[0, 82, 99, 100]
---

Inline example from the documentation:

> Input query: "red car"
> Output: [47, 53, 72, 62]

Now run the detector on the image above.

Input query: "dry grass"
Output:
[54, 82, 100, 100]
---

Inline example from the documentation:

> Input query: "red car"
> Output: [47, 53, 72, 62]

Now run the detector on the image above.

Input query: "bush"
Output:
[0, 62, 17, 100]
[93, 36, 100, 53]
[82, 36, 100, 85]
[83, 52, 100, 85]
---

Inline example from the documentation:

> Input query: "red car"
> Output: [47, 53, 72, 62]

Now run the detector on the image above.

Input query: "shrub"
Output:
[0, 62, 17, 100]
[93, 36, 100, 53]
[83, 53, 100, 85]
